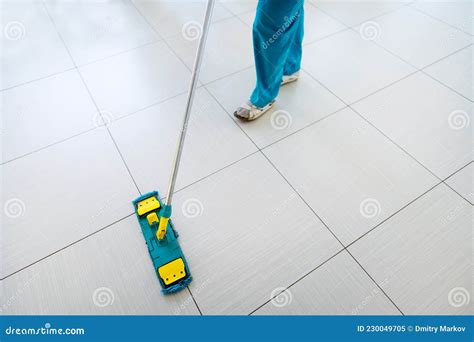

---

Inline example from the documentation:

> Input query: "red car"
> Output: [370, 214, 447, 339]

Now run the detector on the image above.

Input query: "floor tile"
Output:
[1, 70, 98, 163]
[353, 72, 472, 179]
[219, 0, 257, 15]
[313, 0, 406, 26]
[0, 216, 198, 315]
[446, 163, 473, 204]
[110, 88, 257, 194]
[302, 30, 415, 104]
[1, 128, 139, 278]
[254, 251, 399, 315]
[206, 68, 345, 148]
[411, 0, 473, 35]
[1, 0, 73, 89]
[132, 0, 233, 39]
[349, 184, 472, 315]
[44, 0, 158, 66]
[79, 41, 190, 120]
[166, 17, 253, 84]
[263, 108, 438, 246]
[359, 6, 471, 69]
[173, 153, 342, 314]
[424, 45, 473, 100]
[238, 3, 347, 46]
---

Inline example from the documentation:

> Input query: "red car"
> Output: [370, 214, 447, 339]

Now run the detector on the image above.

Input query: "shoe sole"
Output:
[234, 101, 275, 121]
[281, 76, 299, 86]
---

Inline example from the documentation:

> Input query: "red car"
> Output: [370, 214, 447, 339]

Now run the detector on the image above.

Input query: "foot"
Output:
[233, 100, 275, 121]
[281, 71, 300, 86]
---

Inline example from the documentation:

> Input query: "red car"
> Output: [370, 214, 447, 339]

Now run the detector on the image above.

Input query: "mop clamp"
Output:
[157, 204, 172, 240]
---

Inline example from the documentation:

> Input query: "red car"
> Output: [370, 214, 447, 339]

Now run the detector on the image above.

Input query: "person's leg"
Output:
[250, 0, 304, 108]
[283, 6, 304, 77]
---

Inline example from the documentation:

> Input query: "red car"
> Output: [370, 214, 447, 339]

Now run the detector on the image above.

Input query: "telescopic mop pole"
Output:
[157, 0, 215, 238]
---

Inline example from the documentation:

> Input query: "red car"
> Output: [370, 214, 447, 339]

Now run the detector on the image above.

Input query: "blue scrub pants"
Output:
[250, 0, 305, 108]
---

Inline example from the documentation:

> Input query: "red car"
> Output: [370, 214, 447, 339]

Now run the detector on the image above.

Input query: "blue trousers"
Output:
[250, 0, 305, 107]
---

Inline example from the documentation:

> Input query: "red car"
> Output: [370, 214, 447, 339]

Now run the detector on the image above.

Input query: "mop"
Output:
[132, 0, 215, 294]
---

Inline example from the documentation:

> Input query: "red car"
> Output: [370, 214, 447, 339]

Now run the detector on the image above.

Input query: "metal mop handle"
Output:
[165, 0, 215, 206]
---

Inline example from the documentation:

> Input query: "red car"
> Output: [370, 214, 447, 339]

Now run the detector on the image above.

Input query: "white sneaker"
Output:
[281, 71, 300, 86]
[233, 100, 275, 121]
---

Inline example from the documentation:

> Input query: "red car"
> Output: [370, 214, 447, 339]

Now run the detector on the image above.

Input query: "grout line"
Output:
[409, 3, 473, 37]
[129, 0, 193, 74]
[202, 65, 255, 87]
[346, 21, 473, 104]
[345, 249, 405, 315]
[421, 67, 473, 103]
[298, 62, 447, 187]
[104, 126, 142, 195]
[1, 126, 98, 166]
[0, 67, 77, 93]
[442, 161, 473, 183]
[248, 248, 346, 315]
[346, 70, 419, 106]
[419, 44, 473, 72]
[443, 182, 473, 206]
[345, 181, 442, 250]
[173, 150, 261, 195]
[109, 89, 191, 123]
[203, 85, 261, 151]
[250, 151, 472, 314]
[349, 106, 443, 182]
[310, 0, 411, 30]
[233, 5, 351, 48]
[249, 178, 459, 315]
[310, 0, 472, 105]
[1, 213, 135, 281]
[249, 247, 404, 316]
[1, 86, 196, 166]
[41, 0, 143, 196]
[260, 150, 346, 248]
[78, 64, 142, 196]
[259, 105, 349, 149]
[374, 38, 473, 102]
[109, 64, 256, 127]
[76, 40, 161, 68]
[441, 161, 474, 206]
[186, 287, 203, 316]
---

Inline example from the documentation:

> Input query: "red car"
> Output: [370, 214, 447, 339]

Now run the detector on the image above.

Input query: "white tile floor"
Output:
[1, 0, 472, 316]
